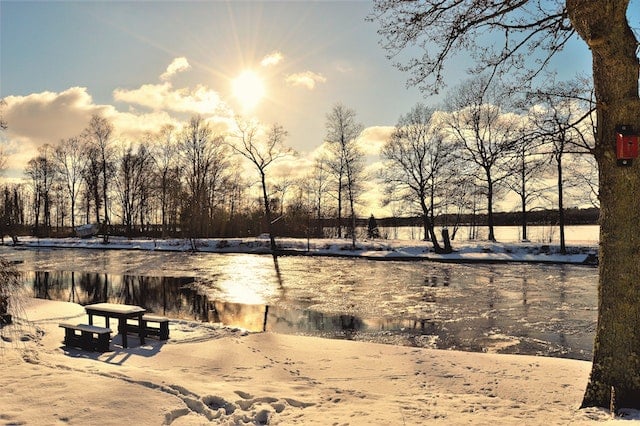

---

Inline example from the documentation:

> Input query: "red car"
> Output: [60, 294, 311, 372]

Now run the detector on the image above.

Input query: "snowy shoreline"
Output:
[3, 235, 599, 265]
[1, 297, 638, 425]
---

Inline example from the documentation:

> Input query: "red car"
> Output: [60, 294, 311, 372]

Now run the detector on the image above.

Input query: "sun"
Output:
[232, 70, 265, 111]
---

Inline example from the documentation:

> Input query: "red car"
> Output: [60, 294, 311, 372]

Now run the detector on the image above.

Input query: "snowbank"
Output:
[2, 297, 638, 425]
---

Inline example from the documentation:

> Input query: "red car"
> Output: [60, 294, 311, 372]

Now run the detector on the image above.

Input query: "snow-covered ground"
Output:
[3, 236, 640, 424]
[2, 297, 639, 425]
[6, 234, 599, 264]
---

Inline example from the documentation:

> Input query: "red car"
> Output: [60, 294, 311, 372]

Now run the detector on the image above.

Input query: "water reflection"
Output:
[25, 271, 197, 317]
[9, 247, 599, 361]
[23, 270, 368, 338]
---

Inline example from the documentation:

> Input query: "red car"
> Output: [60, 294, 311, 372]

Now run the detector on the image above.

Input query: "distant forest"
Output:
[392, 207, 600, 228]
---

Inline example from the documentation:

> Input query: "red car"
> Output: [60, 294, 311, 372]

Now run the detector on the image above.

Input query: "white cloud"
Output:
[1, 87, 102, 177]
[3, 87, 102, 144]
[260, 51, 284, 67]
[107, 109, 178, 141]
[113, 82, 230, 116]
[1, 64, 247, 182]
[160, 57, 191, 81]
[285, 71, 327, 90]
[334, 61, 353, 74]
[357, 126, 394, 156]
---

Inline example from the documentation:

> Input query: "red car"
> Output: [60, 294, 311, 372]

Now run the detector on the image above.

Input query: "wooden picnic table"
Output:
[85, 303, 146, 348]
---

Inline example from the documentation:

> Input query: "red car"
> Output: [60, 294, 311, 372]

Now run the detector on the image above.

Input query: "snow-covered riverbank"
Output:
[4, 235, 599, 264]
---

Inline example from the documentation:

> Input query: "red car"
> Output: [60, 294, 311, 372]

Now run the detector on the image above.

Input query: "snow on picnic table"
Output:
[6, 235, 598, 265]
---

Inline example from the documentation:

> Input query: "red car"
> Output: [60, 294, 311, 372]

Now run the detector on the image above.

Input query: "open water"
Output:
[1, 246, 598, 360]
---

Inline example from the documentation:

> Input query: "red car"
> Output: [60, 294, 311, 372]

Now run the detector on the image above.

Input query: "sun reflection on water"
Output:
[214, 254, 281, 305]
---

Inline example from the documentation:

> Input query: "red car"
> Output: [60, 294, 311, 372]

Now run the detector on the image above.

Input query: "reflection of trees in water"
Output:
[79, 273, 108, 304]
[422, 265, 452, 288]
[28, 271, 198, 318]
[31, 271, 72, 301]
[182, 289, 212, 322]
[270, 309, 366, 338]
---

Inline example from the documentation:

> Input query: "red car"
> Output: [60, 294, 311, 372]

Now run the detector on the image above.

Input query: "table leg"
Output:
[138, 313, 145, 345]
[119, 318, 128, 348]
[88, 313, 93, 325]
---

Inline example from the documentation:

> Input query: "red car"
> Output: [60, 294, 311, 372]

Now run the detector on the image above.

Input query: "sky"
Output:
[1, 1, 638, 215]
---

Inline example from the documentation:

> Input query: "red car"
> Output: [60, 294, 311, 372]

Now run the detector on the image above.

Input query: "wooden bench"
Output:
[126, 314, 170, 341]
[59, 323, 111, 352]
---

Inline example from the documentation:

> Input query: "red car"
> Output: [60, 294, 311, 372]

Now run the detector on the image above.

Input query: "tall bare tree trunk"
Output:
[337, 174, 343, 238]
[557, 156, 566, 254]
[568, 0, 640, 410]
[486, 170, 496, 242]
[261, 171, 277, 253]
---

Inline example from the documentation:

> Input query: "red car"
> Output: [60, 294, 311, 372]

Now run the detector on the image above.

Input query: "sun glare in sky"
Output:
[232, 70, 266, 111]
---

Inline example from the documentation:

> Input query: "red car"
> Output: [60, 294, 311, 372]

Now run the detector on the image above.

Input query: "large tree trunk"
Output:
[567, 0, 640, 411]
[420, 198, 448, 253]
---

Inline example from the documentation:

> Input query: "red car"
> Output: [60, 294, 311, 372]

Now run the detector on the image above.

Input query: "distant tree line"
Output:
[1, 82, 597, 250]
[374, 207, 599, 228]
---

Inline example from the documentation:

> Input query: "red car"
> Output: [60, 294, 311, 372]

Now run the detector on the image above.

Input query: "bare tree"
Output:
[55, 136, 85, 230]
[232, 118, 293, 253]
[81, 143, 102, 225]
[325, 103, 364, 247]
[505, 126, 549, 242]
[1, 184, 24, 244]
[572, 154, 599, 208]
[219, 163, 247, 237]
[370, 0, 640, 411]
[306, 157, 332, 237]
[273, 176, 294, 219]
[530, 99, 589, 252]
[381, 103, 454, 253]
[443, 171, 479, 241]
[445, 77, 519, 241]
[25, 159, 42, 234]
[82, 114, 114, 241]
[527, 80, 596, 251]
[150, 125, 181, 235]
[115, 143, 153, 235]
[25, 145, 58, 235]
[179, 115, 227, 241]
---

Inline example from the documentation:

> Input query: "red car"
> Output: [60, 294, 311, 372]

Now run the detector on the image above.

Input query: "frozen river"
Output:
[2, 246, 598, 360]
